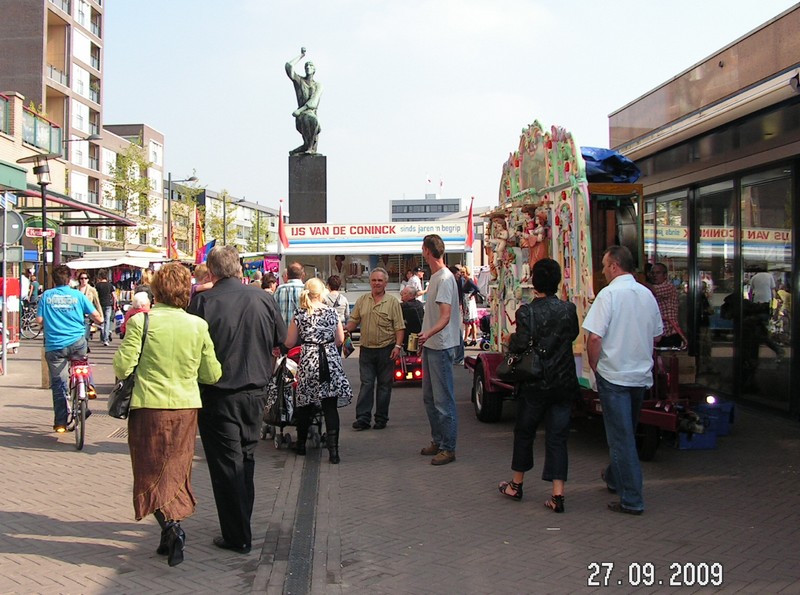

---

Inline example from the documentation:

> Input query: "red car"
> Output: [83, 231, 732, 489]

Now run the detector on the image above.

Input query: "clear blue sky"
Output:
[103, 0, 797, 222]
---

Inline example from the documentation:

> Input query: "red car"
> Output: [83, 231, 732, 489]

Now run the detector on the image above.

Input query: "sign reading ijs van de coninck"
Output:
[282, 221, 468, 254]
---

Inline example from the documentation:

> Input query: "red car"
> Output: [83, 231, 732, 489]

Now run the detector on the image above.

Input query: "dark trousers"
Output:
[198, 387, 267, 548]
[511, 387, 572, 481]
[355, 344, 395, 424]
[295, 397, 340, 437]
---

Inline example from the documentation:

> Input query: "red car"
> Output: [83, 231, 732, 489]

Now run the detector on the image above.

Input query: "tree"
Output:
[245, 214, 272, 252]
[204, 190, 241, 246]
[99, 139, 153, 250]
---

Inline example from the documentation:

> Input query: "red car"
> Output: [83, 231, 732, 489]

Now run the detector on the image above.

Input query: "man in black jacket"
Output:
[188, 246, 287, 554]
[400, 286, 424, 351]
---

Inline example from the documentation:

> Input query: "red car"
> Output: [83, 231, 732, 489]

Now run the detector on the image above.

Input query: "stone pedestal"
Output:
[288, 154, 327, 223]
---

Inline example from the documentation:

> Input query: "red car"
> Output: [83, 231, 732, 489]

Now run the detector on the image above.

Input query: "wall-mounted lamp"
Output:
[62, 133, 102, 159]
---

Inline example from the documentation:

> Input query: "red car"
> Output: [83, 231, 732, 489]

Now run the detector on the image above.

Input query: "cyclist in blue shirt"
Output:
[37, 265, 103, 433]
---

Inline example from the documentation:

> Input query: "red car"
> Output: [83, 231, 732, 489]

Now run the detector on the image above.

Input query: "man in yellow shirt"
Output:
[345, 268, 405, 430]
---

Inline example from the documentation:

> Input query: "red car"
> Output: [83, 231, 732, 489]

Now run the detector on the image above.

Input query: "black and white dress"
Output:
[294, 306, 353, 408]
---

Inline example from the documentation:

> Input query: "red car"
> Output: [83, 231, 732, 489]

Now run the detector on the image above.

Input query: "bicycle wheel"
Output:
[73, 387, 86, 451]
[21, 316, 42, 340]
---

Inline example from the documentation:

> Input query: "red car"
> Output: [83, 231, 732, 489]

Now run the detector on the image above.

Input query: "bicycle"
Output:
[20, 300, 42, 340]
[67, 357, 93, 450]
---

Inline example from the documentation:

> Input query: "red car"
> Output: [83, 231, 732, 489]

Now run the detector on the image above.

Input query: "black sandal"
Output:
[498, 480, 523, 501]
[545, 494, 565, 513]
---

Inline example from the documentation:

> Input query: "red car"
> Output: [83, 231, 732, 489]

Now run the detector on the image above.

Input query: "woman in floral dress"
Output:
[285, 277, 352, 463]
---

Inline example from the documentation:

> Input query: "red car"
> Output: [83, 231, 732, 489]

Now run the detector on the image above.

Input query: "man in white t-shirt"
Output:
[417, 235, 461, 466]
[408, 266, 425, 301]
[583, 245, 662, 515]
[749, 270, 775, 304]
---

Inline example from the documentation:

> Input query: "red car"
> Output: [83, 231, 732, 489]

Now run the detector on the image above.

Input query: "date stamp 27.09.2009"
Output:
[587, 562, 723, 588]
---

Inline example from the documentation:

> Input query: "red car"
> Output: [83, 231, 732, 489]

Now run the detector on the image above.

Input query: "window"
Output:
[139, 232, 148, 245]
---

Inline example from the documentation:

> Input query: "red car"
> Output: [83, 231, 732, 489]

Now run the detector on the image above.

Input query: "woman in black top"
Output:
[498, 258, 579, 513]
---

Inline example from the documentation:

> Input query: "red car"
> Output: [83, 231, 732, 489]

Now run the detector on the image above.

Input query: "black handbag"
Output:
[107, 313, 149, 419]
[497, 306, 545, 383]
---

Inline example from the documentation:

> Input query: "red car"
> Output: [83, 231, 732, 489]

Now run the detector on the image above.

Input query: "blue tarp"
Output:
[580, 147, 640, 183]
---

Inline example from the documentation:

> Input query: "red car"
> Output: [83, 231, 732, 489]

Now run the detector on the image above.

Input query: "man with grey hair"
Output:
[188, 245, 287, 554]
[345, 268, 405, 430]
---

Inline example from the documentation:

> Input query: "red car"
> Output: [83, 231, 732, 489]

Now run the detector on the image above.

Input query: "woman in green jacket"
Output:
[113, 263, 222, 567]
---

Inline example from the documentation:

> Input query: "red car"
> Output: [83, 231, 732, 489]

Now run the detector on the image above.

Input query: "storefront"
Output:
[611, 6, 800, 416]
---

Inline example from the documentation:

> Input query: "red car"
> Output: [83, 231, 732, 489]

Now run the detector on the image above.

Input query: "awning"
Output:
[14, 185, 138, 227]
[0, 160, 28, 191]
[65, 250, 170, 270]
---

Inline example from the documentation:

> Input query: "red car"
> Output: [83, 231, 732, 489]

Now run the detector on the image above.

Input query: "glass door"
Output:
[696, 180, 736, 395]
[739, 166, 792, 408]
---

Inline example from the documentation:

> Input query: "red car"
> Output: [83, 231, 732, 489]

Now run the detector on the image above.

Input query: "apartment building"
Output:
[0, 0, 107, 255]
[390, 194, 461, 222]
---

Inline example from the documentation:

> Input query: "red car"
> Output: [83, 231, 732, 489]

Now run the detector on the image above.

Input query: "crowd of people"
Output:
[32, 238, 681, 567]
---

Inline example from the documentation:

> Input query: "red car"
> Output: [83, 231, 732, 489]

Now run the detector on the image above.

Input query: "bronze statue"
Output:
[286, 47, 323, 155]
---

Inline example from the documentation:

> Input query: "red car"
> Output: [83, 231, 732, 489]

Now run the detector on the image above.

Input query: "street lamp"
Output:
[166, 173, 198, 254]
[222, 197, 245, 246]
[17, 152, 61, 290]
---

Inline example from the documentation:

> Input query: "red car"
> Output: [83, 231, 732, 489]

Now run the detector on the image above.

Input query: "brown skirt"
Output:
[128, 408, 199, 522]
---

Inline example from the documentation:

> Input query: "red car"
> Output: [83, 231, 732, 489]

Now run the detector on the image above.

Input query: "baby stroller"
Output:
[477, 312, 492, 351]
[261, 346, 325, 450]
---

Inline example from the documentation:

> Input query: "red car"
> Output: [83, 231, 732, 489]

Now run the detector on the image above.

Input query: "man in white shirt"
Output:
[408, 266, 426, 301]
[583, 246, 662, 515]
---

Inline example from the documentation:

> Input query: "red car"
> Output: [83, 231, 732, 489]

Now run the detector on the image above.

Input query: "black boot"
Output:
[327, 429, 340, 464]
[154, 510, 169, 555]
[294, 424, 308, 456]
[292, 405, 312, 456]
[166, 522, 185, 567]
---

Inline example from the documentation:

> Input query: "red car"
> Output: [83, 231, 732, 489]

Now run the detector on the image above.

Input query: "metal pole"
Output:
[256, 210, 261, 252]
[2, 194, 8, 375]
[40, 181, 48, 290]
[222, 197, 227, 246]
[167, 172, 172, 255]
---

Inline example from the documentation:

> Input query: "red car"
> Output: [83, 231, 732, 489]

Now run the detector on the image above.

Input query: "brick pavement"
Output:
[1, 339, 799, 594]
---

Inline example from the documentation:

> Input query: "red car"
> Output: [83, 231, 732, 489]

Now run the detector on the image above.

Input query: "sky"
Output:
[103, 0, 798, 222]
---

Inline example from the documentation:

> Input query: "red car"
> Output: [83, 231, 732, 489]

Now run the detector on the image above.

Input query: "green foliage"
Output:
[204, 190, 241, 246]
[245, 219, 272, 252]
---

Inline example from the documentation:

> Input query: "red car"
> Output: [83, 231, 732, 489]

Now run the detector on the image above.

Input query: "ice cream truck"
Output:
[465, 120, 727, 460]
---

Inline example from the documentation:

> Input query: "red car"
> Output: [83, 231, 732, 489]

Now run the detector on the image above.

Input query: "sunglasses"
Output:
[79, 277, 89, 280]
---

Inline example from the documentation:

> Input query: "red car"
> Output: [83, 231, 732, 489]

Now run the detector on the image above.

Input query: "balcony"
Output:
[90, 88, 100, 103]
[90, 122, 100, 135]
[91, 54, 100, 70]
[91, 21, 101, 37]
[47, 64, 69, 87]
[88, 157, 99, 171]
[22, 108, 62, 152]
[88, 191, 99, 204]
[49, 0, 70, 14]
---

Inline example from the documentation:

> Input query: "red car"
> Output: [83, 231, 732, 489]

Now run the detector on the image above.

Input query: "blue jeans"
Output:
[101, 305, 114, 342]
[45, 337, 88, 427]
[511, 388, 572, 481]
[355, 345, 395, 424]
[596, 373, 645, 511]
[454, 335, 465, 365]
[422, 347, 458, 452]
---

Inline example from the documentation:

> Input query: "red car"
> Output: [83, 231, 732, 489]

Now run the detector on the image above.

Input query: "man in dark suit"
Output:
[189, 246, 287, 554]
